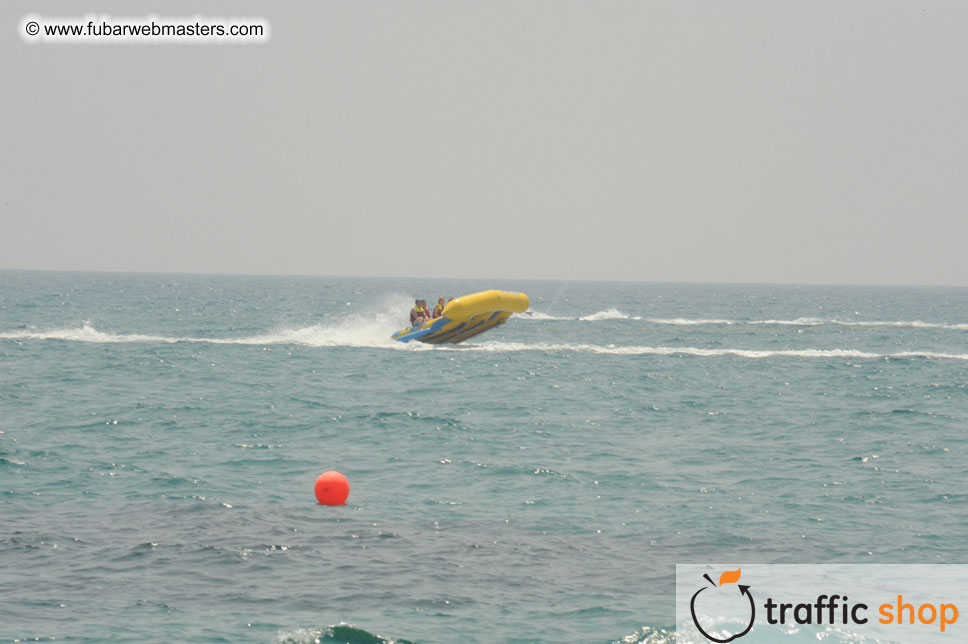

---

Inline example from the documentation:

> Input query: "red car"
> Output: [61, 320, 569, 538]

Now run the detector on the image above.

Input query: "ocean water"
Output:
[1, 271, 967, 644]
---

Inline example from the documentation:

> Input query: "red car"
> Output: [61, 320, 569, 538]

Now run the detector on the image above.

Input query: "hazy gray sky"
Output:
[3, 1, 967, 285]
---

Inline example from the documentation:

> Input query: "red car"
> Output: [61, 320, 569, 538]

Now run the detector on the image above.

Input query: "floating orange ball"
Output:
[314, 471, 350, 506]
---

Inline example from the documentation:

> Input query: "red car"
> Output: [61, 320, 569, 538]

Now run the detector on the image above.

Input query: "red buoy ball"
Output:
[315, 471, 350, 506]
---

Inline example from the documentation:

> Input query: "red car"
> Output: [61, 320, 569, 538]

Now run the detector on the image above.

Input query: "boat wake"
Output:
[523, 313, 968, 329]
[465, 341, 968, 361]
[0, 296, 422, 350]
[647, 317, 968, 329]
[5, 324, 966, 361]
[0, 322, 413, 350]
[579, 308, 642, 321]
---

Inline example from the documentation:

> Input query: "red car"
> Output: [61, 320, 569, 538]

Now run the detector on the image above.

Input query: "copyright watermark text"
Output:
[20, 14, 270, 44]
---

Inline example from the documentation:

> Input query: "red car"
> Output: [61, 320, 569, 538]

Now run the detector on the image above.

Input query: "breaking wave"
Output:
[279, 624, 413, 644]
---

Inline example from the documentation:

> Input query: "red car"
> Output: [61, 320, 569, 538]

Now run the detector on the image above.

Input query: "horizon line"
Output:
[0, 266, 965, 290]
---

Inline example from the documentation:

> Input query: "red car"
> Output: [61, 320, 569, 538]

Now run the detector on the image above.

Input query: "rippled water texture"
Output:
[2, 272, 966, 643]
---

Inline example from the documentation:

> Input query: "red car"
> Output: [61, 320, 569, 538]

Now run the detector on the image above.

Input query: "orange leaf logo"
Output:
[719, 568, 741, 586]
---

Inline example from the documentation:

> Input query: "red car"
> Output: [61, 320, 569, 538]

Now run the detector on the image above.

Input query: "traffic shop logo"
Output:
[690, 568, 755, 643]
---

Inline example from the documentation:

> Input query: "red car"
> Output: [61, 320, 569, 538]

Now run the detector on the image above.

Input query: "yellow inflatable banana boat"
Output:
[392, 290, 530, 344]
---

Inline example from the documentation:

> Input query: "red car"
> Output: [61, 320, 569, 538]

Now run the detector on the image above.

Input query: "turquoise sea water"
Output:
[2, 271, 967, 644]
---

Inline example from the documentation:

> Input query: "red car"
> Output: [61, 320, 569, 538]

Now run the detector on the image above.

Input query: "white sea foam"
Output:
[0, 323, 176, 344]
[646, 317, 735, 325]
[579, 308, 642, 321]
[229, 316, 406, 349]
[0, 323, 414, 350]
[0, 295, 423, 350]
[4, 326, 966, 361]
[751, 317, 826, 325]
[829, 319, 968, 330]
[464, 341, 968, 361]
[644, 317, 967, 329]
[437, 309, 968, 330]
